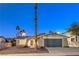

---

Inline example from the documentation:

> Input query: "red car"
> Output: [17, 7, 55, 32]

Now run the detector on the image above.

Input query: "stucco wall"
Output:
[0, 38, 5, 49]
[16, 38, 27, 47]
[63, 38, 68, 47]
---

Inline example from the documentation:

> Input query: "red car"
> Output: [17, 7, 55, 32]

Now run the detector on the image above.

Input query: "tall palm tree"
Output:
[67, 22, 79, 41]
[16, 25, 20, 37]
[34, 3, 38, 49]
[16, 25, 20, 30]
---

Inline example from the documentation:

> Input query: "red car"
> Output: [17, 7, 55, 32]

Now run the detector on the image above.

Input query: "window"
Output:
[71, 38, 74, 42]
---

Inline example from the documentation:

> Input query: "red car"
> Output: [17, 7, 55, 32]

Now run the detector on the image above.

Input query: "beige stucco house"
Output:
[15, 32, 69, 48]
[26, 33, 69, 48]
[16, 36, 28, 47]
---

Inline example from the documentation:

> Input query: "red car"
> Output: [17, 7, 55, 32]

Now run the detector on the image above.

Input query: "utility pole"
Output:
[34, 3, 38, 50]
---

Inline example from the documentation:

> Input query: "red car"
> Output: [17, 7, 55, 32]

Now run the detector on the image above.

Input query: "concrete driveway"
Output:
[46, 47, 79, 56]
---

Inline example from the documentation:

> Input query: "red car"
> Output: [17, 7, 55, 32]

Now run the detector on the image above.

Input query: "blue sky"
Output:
[0, 3, 79, 37]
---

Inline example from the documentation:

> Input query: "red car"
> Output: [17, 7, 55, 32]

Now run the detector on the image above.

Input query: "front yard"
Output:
[0, 47, 49, 54]
[1, 47, 79, 56]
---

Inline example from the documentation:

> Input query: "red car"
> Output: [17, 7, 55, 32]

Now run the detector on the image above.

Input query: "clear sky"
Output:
[0, 3, 79, 37]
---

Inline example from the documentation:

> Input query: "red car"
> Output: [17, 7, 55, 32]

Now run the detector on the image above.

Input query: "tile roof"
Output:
[16, 36, 29, 39]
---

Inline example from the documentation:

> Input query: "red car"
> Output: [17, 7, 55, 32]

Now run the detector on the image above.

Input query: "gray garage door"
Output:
[44, 39, 62, 47]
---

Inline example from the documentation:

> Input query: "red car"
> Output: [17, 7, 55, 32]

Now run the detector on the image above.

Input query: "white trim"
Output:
[43, 36, 63, 39]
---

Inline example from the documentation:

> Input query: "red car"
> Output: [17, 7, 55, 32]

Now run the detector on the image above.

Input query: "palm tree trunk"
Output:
[76, 35, 77, 42]
[34, 3, 38, 50]
[76, 32, 77, 42]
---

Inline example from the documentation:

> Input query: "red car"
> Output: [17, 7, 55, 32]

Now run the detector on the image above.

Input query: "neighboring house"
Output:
[4, 38, 14, 48]
[16, 36, 28, 47]
[16, 30, 28, 47]
[63, 32, 79, 47]
[5, 38, 15, 42]
[0, 36, 5, 49]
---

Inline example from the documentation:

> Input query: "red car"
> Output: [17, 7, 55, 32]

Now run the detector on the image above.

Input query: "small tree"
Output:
[67, 22, 79, 41]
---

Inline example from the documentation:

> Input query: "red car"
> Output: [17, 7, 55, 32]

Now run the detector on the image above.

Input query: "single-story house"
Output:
[27, 33, 69, 48]
[15, 32, 69, 48]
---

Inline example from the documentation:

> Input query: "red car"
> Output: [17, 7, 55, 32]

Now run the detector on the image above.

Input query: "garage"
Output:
[44, 39, 62, 47]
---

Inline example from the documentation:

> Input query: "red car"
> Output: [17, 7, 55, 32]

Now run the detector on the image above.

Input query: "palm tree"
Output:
[16, 25, 20, 30]
[16, 25, 20, 37]
[67, 22, 79, 41]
